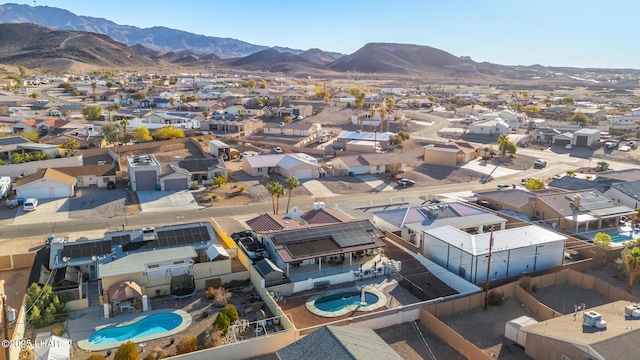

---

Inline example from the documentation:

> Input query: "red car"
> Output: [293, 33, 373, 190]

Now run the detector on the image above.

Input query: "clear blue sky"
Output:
[6, 0, 640, 69]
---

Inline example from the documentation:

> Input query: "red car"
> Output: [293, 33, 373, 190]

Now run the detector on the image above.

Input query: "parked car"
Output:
[627, 140, 637, 148]
[565, 144, 573, 150]
[533, 159, 547, 168]
[23, 198, 38, 212]
[273, 146, 283, 154]
[397, 179, 416, 187]
[107, 181, 116, 190]
[618, 146, 631, 152]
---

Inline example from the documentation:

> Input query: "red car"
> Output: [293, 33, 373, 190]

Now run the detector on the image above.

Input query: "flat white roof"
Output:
[424, 225, 567, 256]
[99, 246, 196, 278]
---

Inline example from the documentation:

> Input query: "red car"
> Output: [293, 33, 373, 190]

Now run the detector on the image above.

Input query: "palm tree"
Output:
[355, 93, 365, 132]
[497, 134, 509, 158]
[91, 82, 97, 102]
[369, 108, 376, 132]
[267, 182, 286, 215]
[169, 97, 176, 109]
[384, 97, 395, 132]
[378, 107, 387, 132]
[624, 247, 640, 293]
[284, 176, 300, 213]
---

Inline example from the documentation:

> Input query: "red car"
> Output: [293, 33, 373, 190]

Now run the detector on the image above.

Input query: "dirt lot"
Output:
[441, 297, 532, 359]
[375, 321, 465, 360]
[315, 174, 378, 194]
[531, 284, 612, 314]
[588, 261, 640, 299]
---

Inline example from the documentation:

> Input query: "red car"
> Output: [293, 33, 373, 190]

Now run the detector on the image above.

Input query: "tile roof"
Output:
[302, 208, 348, 224]
[246, 214, 285, 232]
[55, 165, 117, 177]
[277, 326, 402, 360]
[477, 189, 538, 208]
[246, 208, 351, 232]
[14, 168, 77, 188]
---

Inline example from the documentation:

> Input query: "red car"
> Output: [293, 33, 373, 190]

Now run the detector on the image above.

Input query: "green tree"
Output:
[368, 108, 376, 132]
[497, 134, 516, 158]
[276, 96, 283, 107]
[114, 341, 138, 360]
[153, 126, 184, 140]
[568, 111, 589, 125]
[18, 65, 29, 79]
[593, 232, 612, 248]
[348, 86, 361, 97]
[622, 247, 640, 293]
[202, 109, 210, 119]
[59, 138, 80, 149]
[169, 97, 176, 109]
[133, 126, 153, 142]
[384, 97, 395, 132]
[378, 107, 387, 132]
[20, 129, 40, 142]
[102, 123, 118, 143]
[59, 82, 73, 91]
[119, 119, 130, 135]
[596, 161, 609, 171]
[82, 104, 103, 120]
[220, 304, 239, 323]
[397, 130, 410, 140]
[212, 312, 230, 335]
[213, 175, 227, 188]
[284, 176, 300, 213]
[524, 178, 546, 190]
[30, 92, 40, 99]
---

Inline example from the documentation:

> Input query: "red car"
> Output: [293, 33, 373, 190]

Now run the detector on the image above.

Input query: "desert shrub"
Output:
[213, 312, 231, 335]
[487, 291, 504, 306]
[142, 348, 170, 360]
[220, 304, 239, 323]
[87, 355, 107, 360]
[114, 341, 138, 360]
[236, 185, 246, 193]
[205, 287, 232, 307]
[175, 336, 198, 355]
[203, 327, 224, 349]
[25, 283, 68, 328]
[52, 325, 65, 336]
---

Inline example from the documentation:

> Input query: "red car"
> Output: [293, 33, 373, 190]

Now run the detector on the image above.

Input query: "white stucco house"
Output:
[423, 225, 566, 284]
[241, 153, 319, 179]
[605, 180, 640, 210]
[467, 118, 510, 136]
[14, 168, 76, 199]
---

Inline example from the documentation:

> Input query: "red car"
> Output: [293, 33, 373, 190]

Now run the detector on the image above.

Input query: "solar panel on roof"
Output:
[61, 240, 111, 259]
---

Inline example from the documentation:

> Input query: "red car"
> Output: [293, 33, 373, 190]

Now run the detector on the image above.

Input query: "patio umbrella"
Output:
[109, 281, 143, 302]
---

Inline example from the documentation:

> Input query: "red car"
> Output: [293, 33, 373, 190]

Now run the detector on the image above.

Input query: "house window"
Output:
[173, 260, 184, 265]
[257, 168, 263, 173]
[147, 264, 159, 268]
[103, 177, 110, 183]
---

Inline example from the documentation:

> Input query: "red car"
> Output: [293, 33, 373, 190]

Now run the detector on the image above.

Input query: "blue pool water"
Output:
[610, 230, 640, 243]
[314, 291, 379, 312]
[89, 313, 182, 345]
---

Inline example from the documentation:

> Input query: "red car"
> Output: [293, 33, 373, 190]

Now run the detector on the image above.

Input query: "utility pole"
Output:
[483, 226, 495, 311]
[2, 294, 9, 360]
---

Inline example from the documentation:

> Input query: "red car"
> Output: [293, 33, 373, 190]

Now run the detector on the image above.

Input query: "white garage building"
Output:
[127, 154, 161, 191]
[14, 168, 75, 199]
[423, 225, 566, 284]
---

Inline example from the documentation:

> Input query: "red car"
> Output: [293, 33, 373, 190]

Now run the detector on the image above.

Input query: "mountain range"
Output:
[0, 3, 639, 86]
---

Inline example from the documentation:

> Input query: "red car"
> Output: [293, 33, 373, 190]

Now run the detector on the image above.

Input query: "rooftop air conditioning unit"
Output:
[583, 311, 607, 329]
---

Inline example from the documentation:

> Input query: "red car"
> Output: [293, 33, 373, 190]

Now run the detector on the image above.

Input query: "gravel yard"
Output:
[531, 284, 612, 315]
[375, 321, 465, 360]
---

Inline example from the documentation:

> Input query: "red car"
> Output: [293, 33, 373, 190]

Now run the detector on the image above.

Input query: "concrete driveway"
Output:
[356, 175, 394, 192]
[460, 159, 523, 179]
[69, 187, 127, 220]
[12, 198, 69, 225]
[301, 179, 336, 198]
[137, 190, 202, 213]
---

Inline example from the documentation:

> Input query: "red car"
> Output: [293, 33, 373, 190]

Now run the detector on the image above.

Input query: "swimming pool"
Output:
[305, 288, 387, 318]
[314, 291, 379, 312]
[583, 227, 640, 244]
[89, 313, 181, 345]
[77, 310, 192, 351]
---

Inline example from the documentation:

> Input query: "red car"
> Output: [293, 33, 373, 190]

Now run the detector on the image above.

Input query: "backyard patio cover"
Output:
[109, 280, 143, 302]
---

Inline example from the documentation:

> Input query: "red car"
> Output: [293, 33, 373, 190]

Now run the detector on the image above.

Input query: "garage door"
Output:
[164, 178, 188, 191]
[135, 170, 157, 191]
[554, 139, 570, 146]
[576, 136, 588, 146]
[52, 185, 72, 198]
[17, 188, 49, 199]
[350, 166, 368, 175]
[294, 169, 313, 179]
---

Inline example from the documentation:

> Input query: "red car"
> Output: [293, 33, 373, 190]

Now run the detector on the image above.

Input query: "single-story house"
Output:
[605, 180, 640, 210]
[423, 225, 566, 284]
[475, 189, 541, 220]
[14, 168, 76, 199]
[535, 189, 636, 233]
[55, 164, 117, 188]
[263, 121, 317, 137]
[467, 118, 510, 135]
[179, 158, 228, 182]
[241, 153, 319, 179]
[552, 132, 574, 146]
[331, 153, 406, 176]
[423, 141, 481, 167]
[246, 204, 352, 233]
[159, 164, 192, 191]
[333, 131, 393, 151]
[372, 202, 507, 249]
[203, 117, 263, 137]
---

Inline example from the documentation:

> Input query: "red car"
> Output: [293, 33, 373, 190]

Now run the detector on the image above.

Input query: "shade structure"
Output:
[109, 281, 143, 302]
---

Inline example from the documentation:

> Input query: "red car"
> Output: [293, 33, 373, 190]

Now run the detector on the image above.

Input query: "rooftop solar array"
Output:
[60, 240, 112, 260]
[272, 221, 378, 248]
[569, 192, 614, 211]
[0, 136, 29, 145]
[179, 158, 219, 172]
[109, 224, 212, 252]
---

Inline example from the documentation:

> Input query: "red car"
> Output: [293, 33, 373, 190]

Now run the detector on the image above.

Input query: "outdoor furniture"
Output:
[119, 301, 134, 312]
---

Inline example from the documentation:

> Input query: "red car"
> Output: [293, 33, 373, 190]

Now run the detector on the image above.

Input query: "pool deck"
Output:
[73, 309, 192, 351]
[305, 287, 387, 318]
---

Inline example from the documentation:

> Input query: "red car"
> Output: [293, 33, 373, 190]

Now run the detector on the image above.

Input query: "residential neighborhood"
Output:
[2, 9, 640, 360]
